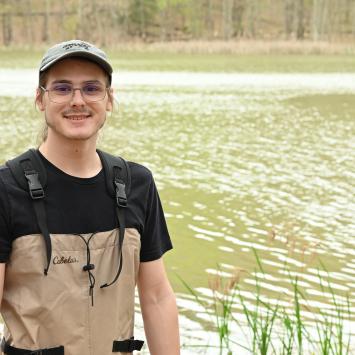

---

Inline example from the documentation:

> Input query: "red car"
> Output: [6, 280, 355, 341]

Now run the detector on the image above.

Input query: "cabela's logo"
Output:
[53, 255, 79, 264]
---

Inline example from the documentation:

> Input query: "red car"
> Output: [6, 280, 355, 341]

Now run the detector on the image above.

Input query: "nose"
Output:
[70, 88, 86, 106]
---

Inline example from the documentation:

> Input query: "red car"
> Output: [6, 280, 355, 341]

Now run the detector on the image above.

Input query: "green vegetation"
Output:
[2, 0, 355, 45]
[181, 250, 353, 354]
[2, 47, 355, 72]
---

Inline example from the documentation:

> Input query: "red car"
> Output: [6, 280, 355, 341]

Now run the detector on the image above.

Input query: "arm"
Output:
[137, 258, 180, 355]
[0, 263, 5, 306]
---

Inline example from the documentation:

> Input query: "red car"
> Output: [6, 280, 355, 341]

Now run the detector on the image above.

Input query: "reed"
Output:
[180, 249, 353, 354]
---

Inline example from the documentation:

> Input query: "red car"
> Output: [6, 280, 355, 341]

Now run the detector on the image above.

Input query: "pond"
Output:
[0, 69, 354, 354]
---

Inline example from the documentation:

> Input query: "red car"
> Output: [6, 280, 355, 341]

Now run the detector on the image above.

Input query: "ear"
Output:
[106, 88, 114, 112]
[35, 88, 45, 111]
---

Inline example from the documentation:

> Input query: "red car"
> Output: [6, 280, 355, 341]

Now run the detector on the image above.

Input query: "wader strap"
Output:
[112, 337, 144, 352]
[1, 339, 64, 355]
[6, 152, 52, 276]
[100, 178, 126, 288]
[97, 150, 131, 289]
[6, 150, 51, 275]
[24, 170, 52, 275]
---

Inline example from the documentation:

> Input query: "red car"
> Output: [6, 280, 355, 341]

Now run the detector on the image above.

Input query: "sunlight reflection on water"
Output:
[2, 69, 355, 96]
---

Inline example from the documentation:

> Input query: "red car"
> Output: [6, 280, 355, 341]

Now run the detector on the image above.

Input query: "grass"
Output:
[2, 40, 355, 72]
[180, 248, 353, 354]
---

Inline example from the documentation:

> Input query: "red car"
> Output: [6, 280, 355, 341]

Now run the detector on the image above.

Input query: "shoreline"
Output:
[1, 39, 355, 55]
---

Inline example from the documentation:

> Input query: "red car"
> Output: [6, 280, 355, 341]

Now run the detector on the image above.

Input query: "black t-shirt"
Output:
[0, 153, 172, 263]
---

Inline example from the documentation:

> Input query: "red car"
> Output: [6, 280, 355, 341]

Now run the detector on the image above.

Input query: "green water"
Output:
[1, 70, 355, 353]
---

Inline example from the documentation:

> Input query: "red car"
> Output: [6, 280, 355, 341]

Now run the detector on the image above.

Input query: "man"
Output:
[0, 40, 180, 355]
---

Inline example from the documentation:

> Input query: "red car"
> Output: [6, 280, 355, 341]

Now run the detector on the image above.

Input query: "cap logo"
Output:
[62, 42, 91, 51]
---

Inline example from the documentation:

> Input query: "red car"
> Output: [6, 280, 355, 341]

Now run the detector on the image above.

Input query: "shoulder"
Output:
[126, 161, 158, 205]
[0, 164, 15, 187]
[0, 165, 14, 220]
[0, 164, 9, 173]
[127, 161, 154, 186]
[0, 163, 27, 208]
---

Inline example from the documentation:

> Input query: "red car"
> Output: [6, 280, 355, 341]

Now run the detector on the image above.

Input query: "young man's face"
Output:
[36, 58, 113, 143]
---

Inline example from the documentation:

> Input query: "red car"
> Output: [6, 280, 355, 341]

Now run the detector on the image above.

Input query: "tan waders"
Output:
[1, 228, 142, 354]
[1, 150, 144, 354]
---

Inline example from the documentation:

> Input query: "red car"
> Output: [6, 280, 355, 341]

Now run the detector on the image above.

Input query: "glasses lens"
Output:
[48, 84, 72, 103]
[48, 84, 107, 103]
[82, 84, 106, 102]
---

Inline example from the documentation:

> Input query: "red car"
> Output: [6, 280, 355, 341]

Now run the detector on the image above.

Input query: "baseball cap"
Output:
[39, 39, 113, 83]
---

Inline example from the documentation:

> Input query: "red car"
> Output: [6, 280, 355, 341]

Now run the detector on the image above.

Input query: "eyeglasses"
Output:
[40, 83, 109, 103]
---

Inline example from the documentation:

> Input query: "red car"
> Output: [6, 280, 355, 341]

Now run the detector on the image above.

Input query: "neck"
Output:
[39, 135, 102, 178]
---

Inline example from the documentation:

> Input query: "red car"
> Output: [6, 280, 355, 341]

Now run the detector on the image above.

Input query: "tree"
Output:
[284, 0, 295, 39]
[245, 0, 258, 38]
[129, 0, 158, 39]
[296, 0, 305, 39]
[42, 0, 50, 42]
[222, 0, 233, 39]
[312, 0, 330, 40]
[232, 0, 246, 37]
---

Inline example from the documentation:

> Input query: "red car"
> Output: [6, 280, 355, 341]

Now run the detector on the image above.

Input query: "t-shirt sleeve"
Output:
[0, 175, 12, 263]
[140, 175, 173, 262]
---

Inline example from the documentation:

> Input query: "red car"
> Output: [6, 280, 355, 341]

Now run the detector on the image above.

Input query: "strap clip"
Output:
[83, 263, 95, 272]
[114, 180, 127, 208]
[24, 171, 45, 200]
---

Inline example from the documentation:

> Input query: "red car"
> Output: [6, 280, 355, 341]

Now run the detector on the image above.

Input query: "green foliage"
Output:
[62, 14, 78, 38]
[4, 48, 355, 73]
[156, 0, 190, 11]
[128, 0, 159, 37]
[180, 249, 353, 354]
[2, 0, 355, 44]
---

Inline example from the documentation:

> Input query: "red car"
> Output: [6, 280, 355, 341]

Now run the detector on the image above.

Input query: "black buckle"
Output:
[114, 180, 127, 208]
[112, 338, 144, 352]
[24, 172, 45, 200]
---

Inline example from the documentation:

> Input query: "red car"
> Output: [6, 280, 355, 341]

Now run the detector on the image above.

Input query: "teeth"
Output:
[65, 115, 88, 120]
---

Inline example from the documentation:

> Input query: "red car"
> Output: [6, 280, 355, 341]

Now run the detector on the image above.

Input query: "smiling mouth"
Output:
[64, 115, 91, 120]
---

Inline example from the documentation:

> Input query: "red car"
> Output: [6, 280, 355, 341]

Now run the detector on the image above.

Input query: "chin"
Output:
[66, 132, 98, 141]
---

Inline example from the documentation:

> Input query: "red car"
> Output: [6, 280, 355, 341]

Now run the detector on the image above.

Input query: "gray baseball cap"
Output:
[39, 39, 113, 83]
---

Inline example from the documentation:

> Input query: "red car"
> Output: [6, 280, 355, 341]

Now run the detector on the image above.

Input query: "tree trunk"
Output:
[121, 0, 130, 40]
[76, 0, 83, 38]
[296, 0, 304, 39]
[59, 0, 65, 41]
[42, 0, 50, 42]
[351, 0, 355, 38]
[312, 0, 329, 41]
[203, 0, 214, 39]
[139, 0, 146, 39]
[28, 0, 34, 44]
[222, 0, 233, 40]
[160, 0, 169, 41]
[246, 0, 257, 38]
[284, 0, 295, 39]
[232, 0, 245, 37]
[3, 13, 13, 46]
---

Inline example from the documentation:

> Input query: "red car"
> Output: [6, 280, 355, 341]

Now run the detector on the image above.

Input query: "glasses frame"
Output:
[40, 84, 109, 103]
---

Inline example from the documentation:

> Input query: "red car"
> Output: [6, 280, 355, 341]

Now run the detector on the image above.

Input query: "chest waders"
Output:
[1, 149, 144, 355]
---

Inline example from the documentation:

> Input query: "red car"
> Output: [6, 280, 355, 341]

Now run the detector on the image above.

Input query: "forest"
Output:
[1, 0, 355, 46]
